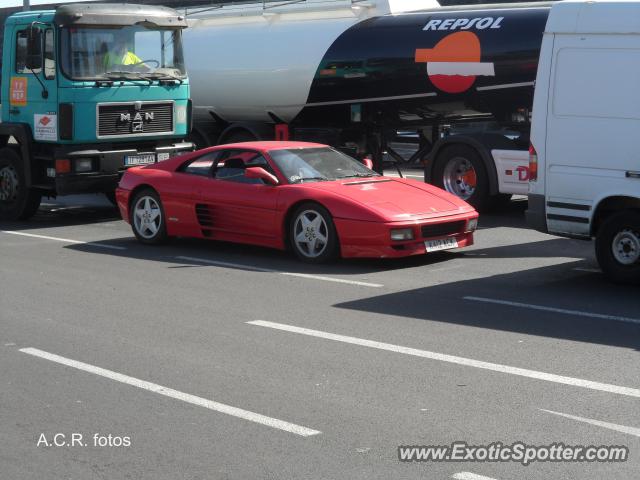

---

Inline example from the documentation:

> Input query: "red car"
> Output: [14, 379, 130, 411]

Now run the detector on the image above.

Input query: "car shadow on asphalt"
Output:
[333, 261, 640, 350]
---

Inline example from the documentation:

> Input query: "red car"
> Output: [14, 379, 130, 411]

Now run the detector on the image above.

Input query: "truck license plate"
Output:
[125, 154, 156, 166]
[425, 237, 458, 252]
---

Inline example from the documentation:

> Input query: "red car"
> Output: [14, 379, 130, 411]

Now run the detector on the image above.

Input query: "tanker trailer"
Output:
[183, 0, 550, 210]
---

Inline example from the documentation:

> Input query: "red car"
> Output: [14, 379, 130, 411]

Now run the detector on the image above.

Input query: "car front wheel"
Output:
[289, 203, 338, 263]
[130, 189, 167, 245]
[595, 210, 640, 283]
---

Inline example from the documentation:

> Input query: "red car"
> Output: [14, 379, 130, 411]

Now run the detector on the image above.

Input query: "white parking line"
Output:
[176, 255, 383, 288]
[464, 296, 640, 326]
[1, 230, 126, 251]
[540, 409, 640, 438]
[452, 473, 498, 480]
[247, 320, 640, 398]
[20, 347, 320, 437]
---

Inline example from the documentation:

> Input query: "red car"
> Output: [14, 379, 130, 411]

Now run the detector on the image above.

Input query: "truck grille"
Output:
[421, 221, 465, 238]
[97, 102, 173, 137]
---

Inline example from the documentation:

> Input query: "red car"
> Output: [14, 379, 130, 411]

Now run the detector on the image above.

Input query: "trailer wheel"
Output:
[595, 210, 640, 284]
[0, 147, 41, 220]
[433, 145, 490, 211]
[223, 131, 257, 144]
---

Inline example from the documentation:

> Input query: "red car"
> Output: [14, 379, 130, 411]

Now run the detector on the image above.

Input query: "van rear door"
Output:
[544, 34, 640, 237]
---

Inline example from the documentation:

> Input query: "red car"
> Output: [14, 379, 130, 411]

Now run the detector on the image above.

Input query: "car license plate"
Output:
[425, 237, 459, 252]
[125, 154, 156, 166]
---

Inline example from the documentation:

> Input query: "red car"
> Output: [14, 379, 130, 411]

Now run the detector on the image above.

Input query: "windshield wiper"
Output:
[337, 172, 379, 179]
[104, 71, 154, 85]
[148, 72, 183, 84]
[292, 176, 329, 184]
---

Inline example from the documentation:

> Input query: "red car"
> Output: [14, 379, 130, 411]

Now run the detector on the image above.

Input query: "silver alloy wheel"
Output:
[133, 196, 162, 239]
[293, 209, 329, 258]
[442, 157, 476, 200]
[611, 228, 640, 265]
[0, 165, 19, 202]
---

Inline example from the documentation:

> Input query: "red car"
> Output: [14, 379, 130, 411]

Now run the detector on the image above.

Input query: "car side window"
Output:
[214, 150, 272, 184]
[180, 152, 219, 176]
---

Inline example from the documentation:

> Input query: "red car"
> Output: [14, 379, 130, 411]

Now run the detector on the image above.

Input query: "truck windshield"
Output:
[60, 25, 186, 81]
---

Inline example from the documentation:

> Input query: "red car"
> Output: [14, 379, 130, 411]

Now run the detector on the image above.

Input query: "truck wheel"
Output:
[104, 191, 117, 206]
[595, 210, 640, 284]
[433, 145, 490, 211]
[289, 203, 338, 263]
[224, 131, 256, 144]
[130, 189, 167, 245]
[0, 147, 41, 220]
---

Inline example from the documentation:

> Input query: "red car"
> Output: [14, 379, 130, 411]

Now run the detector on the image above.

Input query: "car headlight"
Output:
[390, 228, 414, 241]
[467, 218, 478, 232]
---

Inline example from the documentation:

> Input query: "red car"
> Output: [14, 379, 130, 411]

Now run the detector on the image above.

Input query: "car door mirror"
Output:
[25, 25, 43, 70]
[245, 167, 279, 185]
[362, 157, 374, 169]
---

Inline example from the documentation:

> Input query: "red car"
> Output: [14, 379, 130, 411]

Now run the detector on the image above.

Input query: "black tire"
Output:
[223, 131, 257, 144]
[289, 203, 338, 263]
[432, 145, 491, 211]
[187, 129, 210, 150]
[104, 191, 117, 206]
[595, 210, 640, 284]
[490, 193, 513, 208]
[129, 188, 167, 245]
[0, 147, 41, 220]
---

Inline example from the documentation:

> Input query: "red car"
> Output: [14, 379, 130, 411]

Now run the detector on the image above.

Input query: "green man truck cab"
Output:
[0, 3, 193, 220]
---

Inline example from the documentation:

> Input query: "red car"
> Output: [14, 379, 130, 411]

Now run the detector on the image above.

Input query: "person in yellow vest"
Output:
[103, 37, 144, 71]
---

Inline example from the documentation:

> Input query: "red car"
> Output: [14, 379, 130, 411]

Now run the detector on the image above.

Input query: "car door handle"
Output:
[626, 171, 640, 178]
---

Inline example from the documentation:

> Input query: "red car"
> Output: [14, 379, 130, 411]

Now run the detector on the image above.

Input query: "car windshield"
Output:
[60, 25, 186, 81]
[269, 147, 378, 184]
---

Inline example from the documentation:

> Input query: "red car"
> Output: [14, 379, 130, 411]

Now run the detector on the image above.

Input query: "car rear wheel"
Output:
[595, 210, 640, 283]
[130, 189, 167, 245]
[289, 203, 338, 263]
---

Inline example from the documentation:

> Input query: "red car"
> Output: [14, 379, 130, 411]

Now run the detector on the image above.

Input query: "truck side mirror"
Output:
[25, 25, 43, 70]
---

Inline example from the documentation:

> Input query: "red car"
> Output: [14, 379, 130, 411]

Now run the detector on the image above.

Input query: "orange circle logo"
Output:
[415, 32, 494, 94]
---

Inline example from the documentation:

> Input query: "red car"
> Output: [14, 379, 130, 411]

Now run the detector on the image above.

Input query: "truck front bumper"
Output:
[54, 142, 193, 196]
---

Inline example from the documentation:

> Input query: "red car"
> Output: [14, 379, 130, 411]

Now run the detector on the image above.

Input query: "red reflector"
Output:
[528, 143, 538, 181]
[55, 159, 71, 173]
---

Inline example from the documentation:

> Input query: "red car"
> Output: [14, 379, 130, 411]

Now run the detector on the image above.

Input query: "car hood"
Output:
[307, 177, 472, 220]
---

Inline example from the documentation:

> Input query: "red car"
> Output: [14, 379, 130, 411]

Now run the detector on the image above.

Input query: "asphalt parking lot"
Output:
[1, 185, 638, 479]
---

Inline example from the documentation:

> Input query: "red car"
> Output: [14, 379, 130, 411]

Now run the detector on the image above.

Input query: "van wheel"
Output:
[595, 210, 640, 283]
[0, 147, 41, 220]
[433, 145, 490, 211]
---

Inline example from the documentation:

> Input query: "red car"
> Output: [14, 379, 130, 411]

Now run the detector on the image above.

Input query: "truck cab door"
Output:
[9, 27, 58, 139]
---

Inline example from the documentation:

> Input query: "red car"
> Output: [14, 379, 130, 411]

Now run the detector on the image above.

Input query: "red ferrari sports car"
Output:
[116, 141, 478, 262]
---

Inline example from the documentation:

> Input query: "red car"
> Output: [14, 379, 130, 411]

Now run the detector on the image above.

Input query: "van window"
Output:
[553, 48, 640, 120]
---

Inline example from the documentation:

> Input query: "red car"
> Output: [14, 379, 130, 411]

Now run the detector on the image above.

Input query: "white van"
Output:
[527, 0, 640, 283]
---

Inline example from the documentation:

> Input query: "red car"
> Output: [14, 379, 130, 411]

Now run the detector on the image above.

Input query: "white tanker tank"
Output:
[182, 1, 552, 210]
